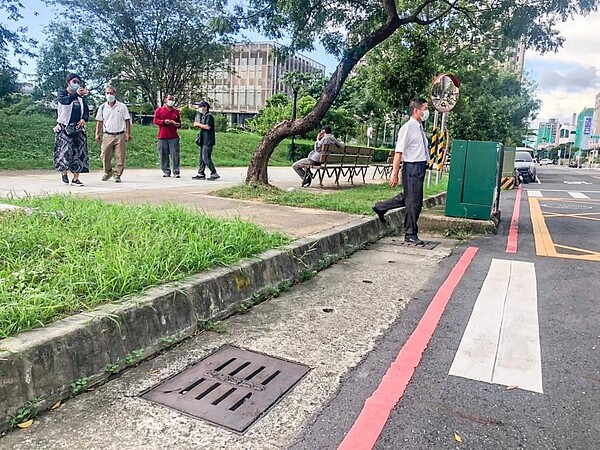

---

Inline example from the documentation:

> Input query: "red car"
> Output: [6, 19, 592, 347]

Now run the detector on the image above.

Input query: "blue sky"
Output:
[7, 0, 600, 129]
[8, 0, 341, 76]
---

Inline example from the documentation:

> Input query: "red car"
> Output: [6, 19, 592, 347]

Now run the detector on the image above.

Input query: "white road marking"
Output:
[568, 192, 590, 199]
[449, 259, 543, 393]
[527, 190, 543, 197]
[564, 181, 592, 185]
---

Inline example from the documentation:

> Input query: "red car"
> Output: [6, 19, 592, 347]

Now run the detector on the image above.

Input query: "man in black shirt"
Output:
[192, 101, 219, 180]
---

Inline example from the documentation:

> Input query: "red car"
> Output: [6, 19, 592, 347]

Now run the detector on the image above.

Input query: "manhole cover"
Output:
[141, 346, 310, 433]
[389, 239, 440, 250]
[541, 203, 592, 210]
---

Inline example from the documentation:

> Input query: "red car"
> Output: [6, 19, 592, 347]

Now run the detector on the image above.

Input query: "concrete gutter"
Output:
[0, 192, 446, 433]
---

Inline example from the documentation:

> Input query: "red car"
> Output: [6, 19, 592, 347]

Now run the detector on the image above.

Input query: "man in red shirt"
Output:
[153, 94, 182, 177]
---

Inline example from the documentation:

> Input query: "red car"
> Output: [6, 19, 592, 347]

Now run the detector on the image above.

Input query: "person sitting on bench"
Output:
[292, 125, 344, 187]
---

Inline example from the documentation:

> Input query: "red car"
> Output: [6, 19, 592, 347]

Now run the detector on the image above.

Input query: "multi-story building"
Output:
[199, 42, 326, 125]
[558, 114, 577, 145]
[537, 118, 560, 147]
[575, 107, 594, 150]
[501, 38, 526, 79]
[594, 92, 600, 136]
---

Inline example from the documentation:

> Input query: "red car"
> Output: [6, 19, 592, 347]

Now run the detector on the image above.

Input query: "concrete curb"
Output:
[0, 192, 446, 433]
[419, 209, 498, 236]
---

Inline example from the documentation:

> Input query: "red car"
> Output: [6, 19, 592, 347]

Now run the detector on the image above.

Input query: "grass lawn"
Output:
[0, 113, 308, 170]
[0, 195, 290, 338]
[213, 177, 449, 215]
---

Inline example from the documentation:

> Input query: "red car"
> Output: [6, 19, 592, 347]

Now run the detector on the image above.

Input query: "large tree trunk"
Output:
[245, 3, 404, 184]
[245, 0, 440, 184]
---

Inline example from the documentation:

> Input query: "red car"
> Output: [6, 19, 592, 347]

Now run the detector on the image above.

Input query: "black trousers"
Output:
[374, 161, 427, 237]
[198, 144, 217, 176]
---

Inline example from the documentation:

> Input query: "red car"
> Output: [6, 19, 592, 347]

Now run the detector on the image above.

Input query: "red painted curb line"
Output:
[337, 246, 479, 450]
[506, 184, 523, 253]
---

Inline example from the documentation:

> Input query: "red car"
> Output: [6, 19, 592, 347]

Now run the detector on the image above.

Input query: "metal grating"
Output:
[141, 346, 310, 433]
[541, 203, 592, 210]
[389, 239, 440, 250]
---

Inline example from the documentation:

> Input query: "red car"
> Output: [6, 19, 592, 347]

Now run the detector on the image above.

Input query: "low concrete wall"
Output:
[0, 193, 445, 433]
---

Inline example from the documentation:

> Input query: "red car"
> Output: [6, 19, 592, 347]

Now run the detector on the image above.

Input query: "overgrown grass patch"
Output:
[213, 178, 448, 215]
[0, 113, 307, 170]
[0, 195, 290, 338]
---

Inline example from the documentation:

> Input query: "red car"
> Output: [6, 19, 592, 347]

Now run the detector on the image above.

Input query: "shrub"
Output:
[0, 94, 54, 116]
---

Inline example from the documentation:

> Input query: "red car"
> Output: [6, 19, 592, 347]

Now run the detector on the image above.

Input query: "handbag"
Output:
[65, 123, 82, 137]
[195, 132, 202, 146]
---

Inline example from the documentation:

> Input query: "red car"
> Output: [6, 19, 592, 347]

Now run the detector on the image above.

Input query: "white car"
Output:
[540, 158, 553, 165]
[515, 151, 537, 183]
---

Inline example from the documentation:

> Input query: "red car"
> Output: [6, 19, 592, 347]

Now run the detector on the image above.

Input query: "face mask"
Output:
[199, 107, 206, 113]
[166, 100, 175, 107]
[421, 109, 430, 122]
[105, 94, 115, 102]
[70, 83, 80, 91]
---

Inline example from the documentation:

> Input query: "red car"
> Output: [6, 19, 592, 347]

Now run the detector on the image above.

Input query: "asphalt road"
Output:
[294, 165, 600, 449]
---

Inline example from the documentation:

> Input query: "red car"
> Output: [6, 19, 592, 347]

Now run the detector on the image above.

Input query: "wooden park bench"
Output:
[371, 149, 396, 179]
[298, 144, 374, 188]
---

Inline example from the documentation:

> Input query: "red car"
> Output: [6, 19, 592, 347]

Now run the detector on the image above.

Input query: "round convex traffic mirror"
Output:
[429, 73, 461, 113]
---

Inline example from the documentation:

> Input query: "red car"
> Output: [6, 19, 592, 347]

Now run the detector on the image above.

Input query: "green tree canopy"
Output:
[50, 0, 234, 107]
[238, 0, 598, 184]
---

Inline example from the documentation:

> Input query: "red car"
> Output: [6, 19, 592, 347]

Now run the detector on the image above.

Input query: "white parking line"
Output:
[568, 192, 590, 199]
[449, 259, 543, 393]
[527, 190, 543, 197]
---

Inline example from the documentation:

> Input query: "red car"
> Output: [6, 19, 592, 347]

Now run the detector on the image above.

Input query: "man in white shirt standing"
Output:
[372, 97, 430, 245]
[95, 86, 131, 183]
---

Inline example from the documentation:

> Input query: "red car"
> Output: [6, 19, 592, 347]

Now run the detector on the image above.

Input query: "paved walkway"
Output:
[0, 167, 387, 238]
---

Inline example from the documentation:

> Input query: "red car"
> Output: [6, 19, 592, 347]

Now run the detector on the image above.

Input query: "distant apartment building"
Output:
[537, 118, 560, 147]
[558, 113, 577, 145]
[575, 107, 594, 150]
[595, 92, 600, 136]
[198, 42, 326, 125]
[19, 82, 34, 94]
[500, 38, 526, 79]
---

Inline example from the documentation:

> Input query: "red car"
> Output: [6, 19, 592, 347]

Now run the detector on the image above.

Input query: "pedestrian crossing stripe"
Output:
[501, 176, 515, 190]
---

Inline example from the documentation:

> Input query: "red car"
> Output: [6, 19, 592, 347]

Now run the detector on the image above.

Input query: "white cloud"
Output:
[525, 10, 600, 125]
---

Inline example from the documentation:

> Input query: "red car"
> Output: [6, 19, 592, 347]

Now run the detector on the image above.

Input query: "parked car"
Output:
[514, 151, 537, 183]
[540, 158, 553, 165]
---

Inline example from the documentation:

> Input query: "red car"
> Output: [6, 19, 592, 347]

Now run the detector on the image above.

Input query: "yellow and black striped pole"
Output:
[427, 111, 440, 187]
[429, 126, 438, 171]
[437, 128, 445, 172]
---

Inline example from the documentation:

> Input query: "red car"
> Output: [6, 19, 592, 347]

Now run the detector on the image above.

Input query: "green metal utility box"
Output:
[445, 140, 504, 220]
[502, 147, 515, 177]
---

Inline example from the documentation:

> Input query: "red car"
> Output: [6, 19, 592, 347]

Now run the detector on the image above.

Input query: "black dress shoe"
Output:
[372, 206, 387, 224]
[301, 174, 312, 187]
[405, 236, 425, 246]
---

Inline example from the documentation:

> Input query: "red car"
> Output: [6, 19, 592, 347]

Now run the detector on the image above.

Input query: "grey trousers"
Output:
[374, 161, 427, 237]
[158, 138, 180, 175]
[292, 158, 320, 180]
[197, 145, 217, 176]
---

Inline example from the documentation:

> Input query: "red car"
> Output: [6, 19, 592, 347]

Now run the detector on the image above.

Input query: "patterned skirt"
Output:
[53, 127, 90, 173]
